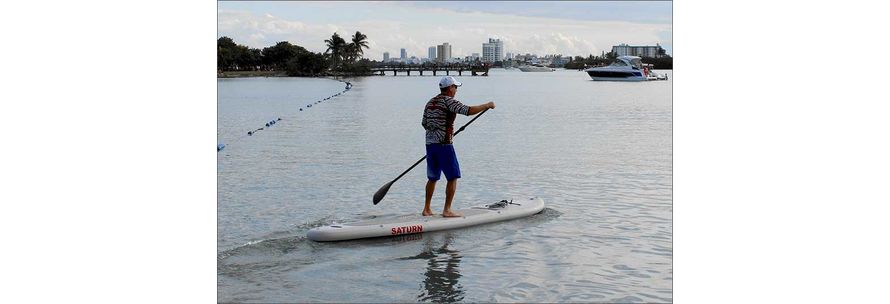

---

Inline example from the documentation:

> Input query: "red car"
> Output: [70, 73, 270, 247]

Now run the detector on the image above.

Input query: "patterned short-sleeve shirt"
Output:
[422, 94, 470, 144]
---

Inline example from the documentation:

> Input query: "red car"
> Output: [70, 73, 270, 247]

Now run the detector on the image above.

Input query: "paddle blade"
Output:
[373, 181, 394, 205]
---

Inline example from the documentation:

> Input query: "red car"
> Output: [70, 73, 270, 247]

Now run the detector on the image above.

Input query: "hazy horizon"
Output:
[218, 1, 672, 59]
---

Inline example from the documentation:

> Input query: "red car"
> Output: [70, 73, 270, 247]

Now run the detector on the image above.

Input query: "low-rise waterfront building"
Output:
[611, 43, 667, 58]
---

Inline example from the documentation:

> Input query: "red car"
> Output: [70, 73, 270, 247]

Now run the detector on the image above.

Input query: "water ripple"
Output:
[218, 70, 672, 302]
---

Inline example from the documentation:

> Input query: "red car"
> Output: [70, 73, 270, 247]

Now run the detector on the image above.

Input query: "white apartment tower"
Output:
[482, 38, 504, 63]
[436, 43, 452, 63]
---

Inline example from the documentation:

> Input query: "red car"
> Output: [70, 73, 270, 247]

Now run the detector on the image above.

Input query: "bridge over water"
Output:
[370, 63, 491, 76]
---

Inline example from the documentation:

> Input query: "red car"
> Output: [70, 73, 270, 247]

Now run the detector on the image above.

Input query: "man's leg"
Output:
[424, 179, 436, 216]
[440, 144, 462, 217]
[442, 178, 462, 217]
[424, 144, 441, 216]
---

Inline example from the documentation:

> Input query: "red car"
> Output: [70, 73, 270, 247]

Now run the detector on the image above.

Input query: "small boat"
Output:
[643, 63, 668, 81]
[585, 56, 647, 81]
[518, 64, 555, 72]
[646, 72, 668, 81]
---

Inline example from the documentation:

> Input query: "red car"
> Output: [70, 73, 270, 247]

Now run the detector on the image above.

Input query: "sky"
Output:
[217, 1, 672, 60]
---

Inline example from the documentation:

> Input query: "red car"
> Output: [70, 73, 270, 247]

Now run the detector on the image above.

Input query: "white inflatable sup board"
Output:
[308, 196, 545, 241]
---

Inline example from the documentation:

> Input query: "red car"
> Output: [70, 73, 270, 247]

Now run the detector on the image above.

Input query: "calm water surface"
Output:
[217, 69, 672, 303]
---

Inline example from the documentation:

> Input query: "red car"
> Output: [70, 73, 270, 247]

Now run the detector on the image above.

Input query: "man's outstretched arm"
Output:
[467, 101, 495, 115]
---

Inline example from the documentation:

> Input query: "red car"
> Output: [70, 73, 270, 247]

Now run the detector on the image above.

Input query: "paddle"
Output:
[373, 108, 490, 205]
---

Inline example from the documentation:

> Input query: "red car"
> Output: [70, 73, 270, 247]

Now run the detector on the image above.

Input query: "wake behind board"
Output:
[307, 196, 545, 242]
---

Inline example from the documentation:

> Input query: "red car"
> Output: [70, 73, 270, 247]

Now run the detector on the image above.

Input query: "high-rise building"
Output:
[611, 43, 667, 58]
[482, 38, 504, 63]
[428, 46, 437, 60]
[383, 52, 390, 62]
[436, 43, 452, 63]
[400, 48, 407, 59]
[505, 52, 513, 60]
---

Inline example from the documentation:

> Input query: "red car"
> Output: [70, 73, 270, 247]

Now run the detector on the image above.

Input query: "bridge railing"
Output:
[370, 63, 491, 70]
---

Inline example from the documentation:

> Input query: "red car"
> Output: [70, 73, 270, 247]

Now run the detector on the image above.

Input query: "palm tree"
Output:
[325, 32, 347, 69]
[348, 31, 369, 62]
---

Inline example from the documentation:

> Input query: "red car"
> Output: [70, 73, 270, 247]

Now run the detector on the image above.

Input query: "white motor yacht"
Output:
[585, 56, 646, 81]
[519, 64, 555, 72]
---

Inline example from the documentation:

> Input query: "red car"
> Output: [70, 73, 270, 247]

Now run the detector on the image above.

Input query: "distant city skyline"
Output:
[218, 1, 672, 59]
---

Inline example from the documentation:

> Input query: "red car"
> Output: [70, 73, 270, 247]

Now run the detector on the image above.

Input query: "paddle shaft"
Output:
[382, 108, 489, 194]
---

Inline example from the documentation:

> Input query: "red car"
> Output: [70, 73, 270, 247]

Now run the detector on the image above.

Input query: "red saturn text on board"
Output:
[391, 224, 423, 235]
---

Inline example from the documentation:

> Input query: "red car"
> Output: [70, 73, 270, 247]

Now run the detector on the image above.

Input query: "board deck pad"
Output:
[307, 196, 545, 241]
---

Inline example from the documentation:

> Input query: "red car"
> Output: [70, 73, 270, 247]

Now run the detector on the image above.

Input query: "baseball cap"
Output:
[438, 76, 462, 89]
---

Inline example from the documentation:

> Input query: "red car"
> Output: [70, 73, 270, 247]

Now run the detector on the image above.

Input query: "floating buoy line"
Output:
[217, 79, 353, 152]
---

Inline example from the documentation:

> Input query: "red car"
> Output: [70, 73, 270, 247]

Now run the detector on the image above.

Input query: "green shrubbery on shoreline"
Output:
[217, 32, 372, 77]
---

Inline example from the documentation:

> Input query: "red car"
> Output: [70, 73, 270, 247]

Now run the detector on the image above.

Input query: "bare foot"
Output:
[442, 210, 463, 218]
[422, 209, 435, 216]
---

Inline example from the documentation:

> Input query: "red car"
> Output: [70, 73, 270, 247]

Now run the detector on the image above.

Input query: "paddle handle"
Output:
[454, 108, 488, 137]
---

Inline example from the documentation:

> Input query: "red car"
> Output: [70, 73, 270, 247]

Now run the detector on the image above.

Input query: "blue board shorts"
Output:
[425, 144, 461, 181]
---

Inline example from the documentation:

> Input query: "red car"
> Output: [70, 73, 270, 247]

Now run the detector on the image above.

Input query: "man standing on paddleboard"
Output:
[421, 76, 495, 217]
